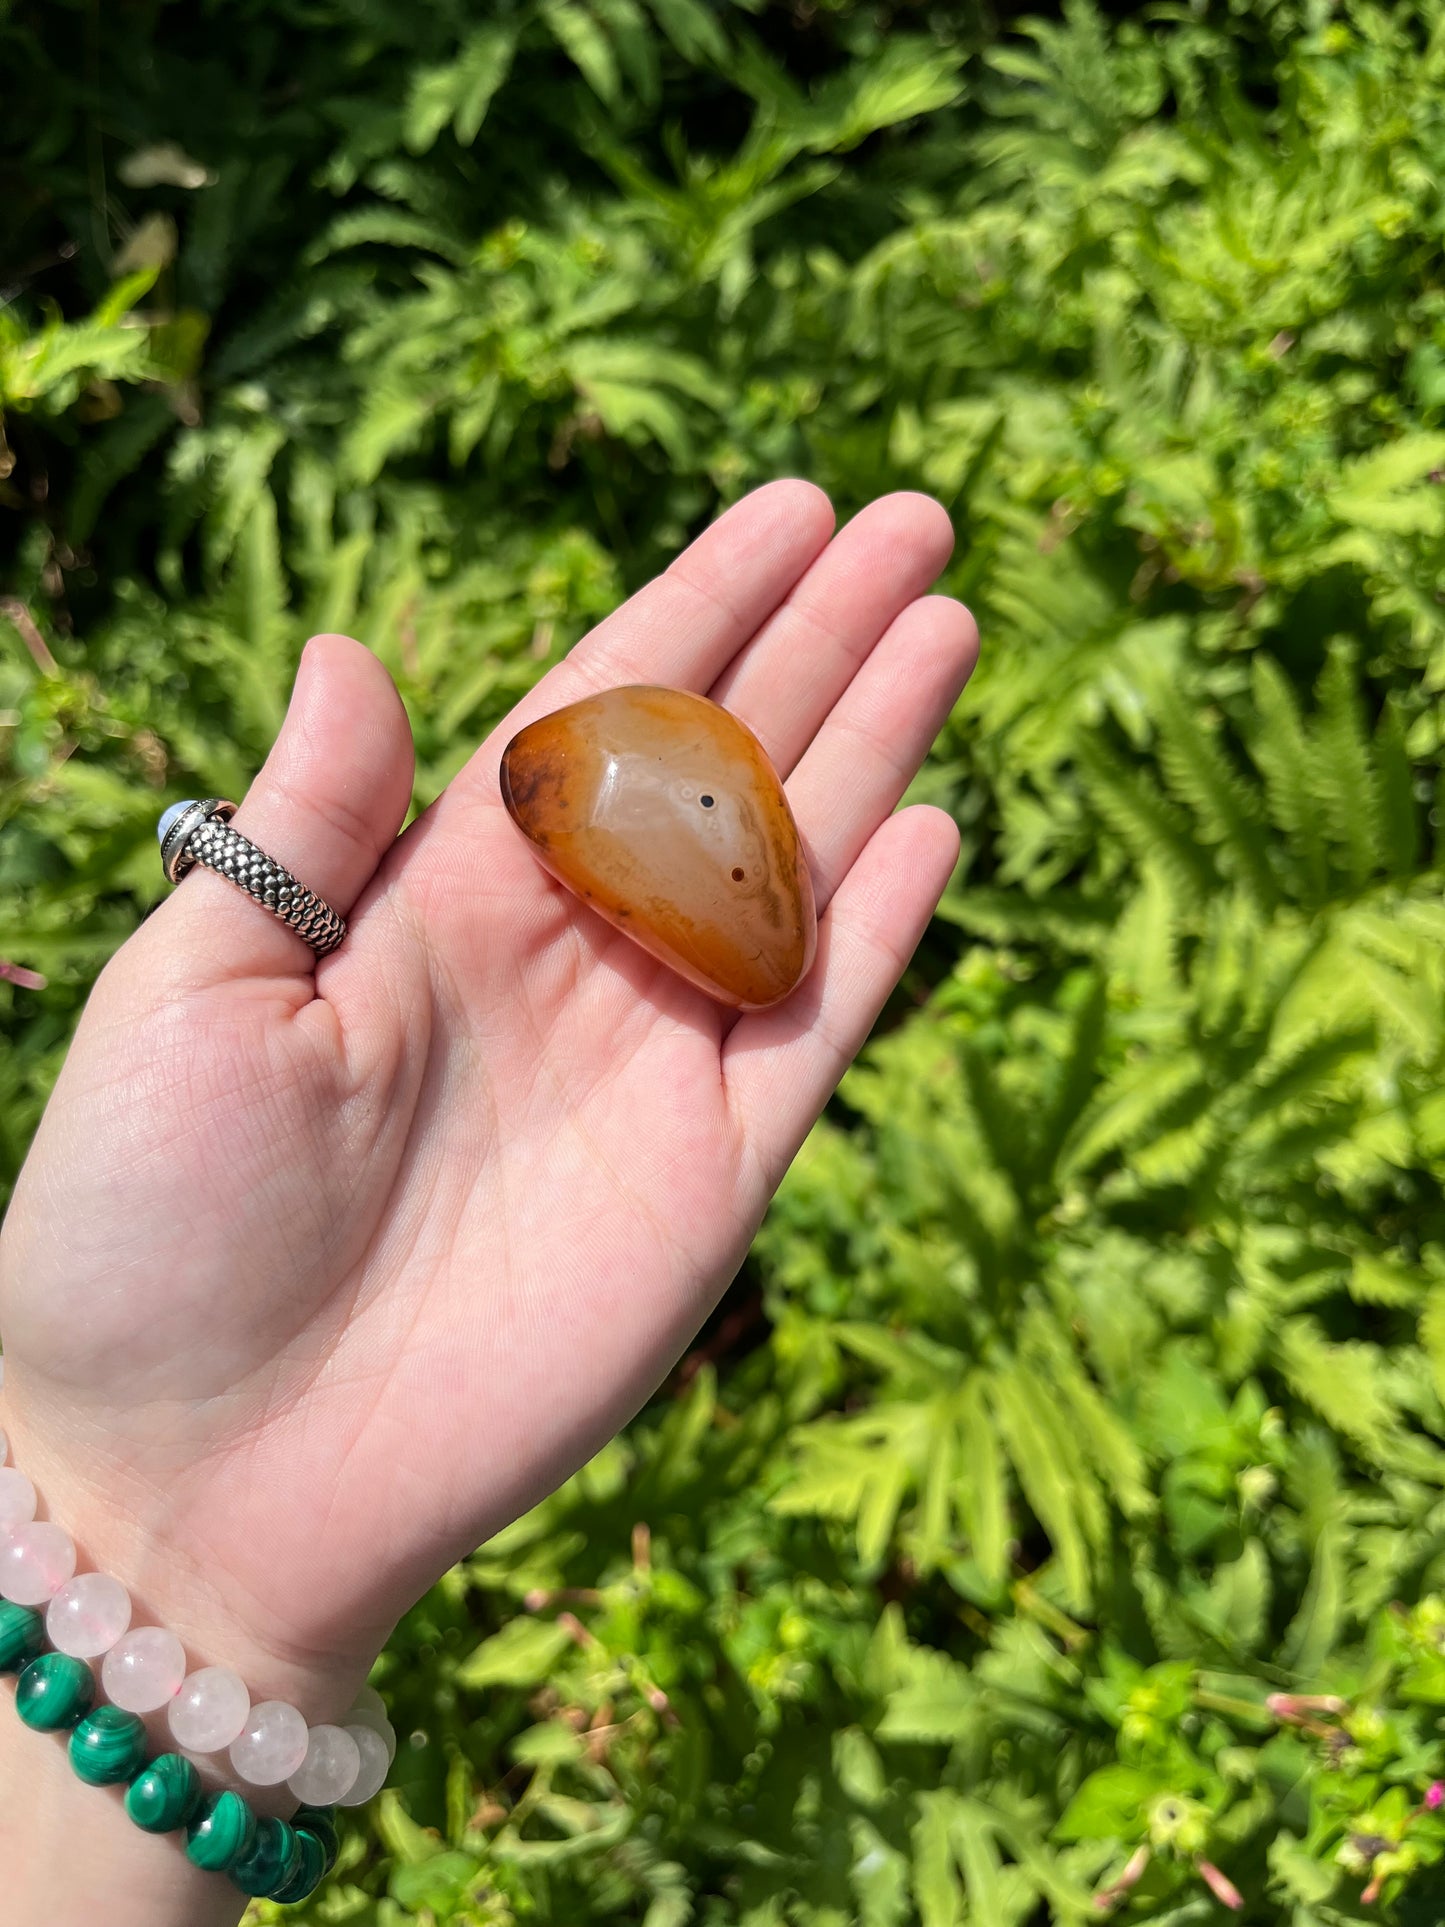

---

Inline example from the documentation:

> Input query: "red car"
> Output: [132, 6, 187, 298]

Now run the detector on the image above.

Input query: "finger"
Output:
[787, 594, 978, 911]
[445, 479, 834, 805]
[707, 492, 955, 776]
[722, 806, 961, 1185]
[147, 635, 415, 989]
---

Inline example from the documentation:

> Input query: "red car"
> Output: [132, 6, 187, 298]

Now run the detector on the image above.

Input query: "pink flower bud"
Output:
[1116, 1846, 1150, 1890]
[1427, 1782, 1445, 1810]
[0, 961, 45, 990]
[1266, 1692, 1347, 1723]
[1094, 1847, 1151, 1912]
[1197, 1860, 1244, 1910]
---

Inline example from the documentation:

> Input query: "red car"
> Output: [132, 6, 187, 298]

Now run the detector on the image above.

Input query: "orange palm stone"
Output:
[500, 685, 817, 1010]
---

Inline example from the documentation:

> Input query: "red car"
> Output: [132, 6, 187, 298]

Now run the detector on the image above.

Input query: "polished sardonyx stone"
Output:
[16, 1652, 95, 1731]
[186, 1789, 258, 1872]
[70, 1704, 147, 1785]
[0, 1601, 45, 1674]
[501, 686, 816, 1010]
[125, 1751, 204, 1833]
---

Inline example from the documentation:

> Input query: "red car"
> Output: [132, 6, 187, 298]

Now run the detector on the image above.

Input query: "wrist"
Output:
[0, 1695, 248, 1927]
[0, 1389, 378, 1723]
[0, 1385, 394, 1913]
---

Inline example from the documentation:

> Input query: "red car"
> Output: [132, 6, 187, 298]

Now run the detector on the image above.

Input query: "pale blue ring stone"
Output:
[157, 801, 198, 848]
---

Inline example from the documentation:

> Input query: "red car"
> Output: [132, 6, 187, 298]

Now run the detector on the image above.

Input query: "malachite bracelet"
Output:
[0, 1419, 392, 1903]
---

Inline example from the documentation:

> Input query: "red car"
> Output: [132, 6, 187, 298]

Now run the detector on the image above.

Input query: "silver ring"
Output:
[157, 799, 347, 958]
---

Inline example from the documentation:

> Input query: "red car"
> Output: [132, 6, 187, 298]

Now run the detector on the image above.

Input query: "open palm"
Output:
[0, 482, 976, 1716]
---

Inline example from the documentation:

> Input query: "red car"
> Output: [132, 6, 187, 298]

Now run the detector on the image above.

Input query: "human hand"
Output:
[0, 482, 976, 1734]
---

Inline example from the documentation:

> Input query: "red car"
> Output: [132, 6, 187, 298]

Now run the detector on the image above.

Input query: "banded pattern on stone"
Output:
[69, 1705, 147, 1785]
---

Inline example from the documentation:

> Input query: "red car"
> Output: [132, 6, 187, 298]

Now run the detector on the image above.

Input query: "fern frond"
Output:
[1373, 694, 1421, 878]
[989, 1360, 1103, 1610]
[1078, 739, 1216, 910]
[1247, 655, 1329, 905]
[1315, 642, 1380, 888]
[1153, 683, 1275, 907]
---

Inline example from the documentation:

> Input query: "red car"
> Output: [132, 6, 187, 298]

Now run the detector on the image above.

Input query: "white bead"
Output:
[101, 1626, 186, 1712]
[289, 1723, 361, 1804]
[0, 1467, 37, 1533]
[338, 1722, 390, 1806]
[346, 1687, 397, 1764]
[47, 1572, 132, 1658]
[169, 1667, 251, 1754]
[0, 1426, 8, 1465]
[230, 1700, 309, 1786]
[0, 1521, 76, 1604]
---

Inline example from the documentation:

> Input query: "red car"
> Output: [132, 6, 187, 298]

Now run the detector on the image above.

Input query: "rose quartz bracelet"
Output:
[0, 1416, 395, 1896]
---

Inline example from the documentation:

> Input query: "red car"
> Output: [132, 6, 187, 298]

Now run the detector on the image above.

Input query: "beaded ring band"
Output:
[0, 1417, 395, 1904]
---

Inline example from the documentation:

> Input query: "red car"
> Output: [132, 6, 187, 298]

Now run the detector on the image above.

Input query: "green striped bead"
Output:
[69, 1705, 147, 1785]
[231, 1815, 301, 1898]
[0, 1602, 44, 1674]
[293, 1805, 339, 1873]
[125, 1752, 203, 1833]
[185, 1789, 257, 1873]
[271, 1826, 327, 1904]
[16, 1653, 95, 1731]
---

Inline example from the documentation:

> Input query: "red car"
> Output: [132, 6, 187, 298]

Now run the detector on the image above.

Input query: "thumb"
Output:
[147, 634, 415, 989]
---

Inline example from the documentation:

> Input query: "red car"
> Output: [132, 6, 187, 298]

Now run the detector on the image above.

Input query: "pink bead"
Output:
[230, 1701, 309, 1786]
[101, 1626, 187, 1712]
[0, 1467, 37, 1533]
[0, 1521, 75, 1604]
[339, 1722, 390, 1806]
[47, 1572, 132, 1658]
[347, 1686, 397, 1764]
[288, 1723, 361, 1805]
[169, 1667, 251, 1754]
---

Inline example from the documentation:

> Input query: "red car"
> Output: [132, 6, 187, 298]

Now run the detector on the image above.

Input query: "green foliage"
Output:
[13, 0, 1445, 1919]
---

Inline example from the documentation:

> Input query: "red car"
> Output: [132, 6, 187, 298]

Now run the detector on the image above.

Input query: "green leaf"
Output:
[949, 1800, 1006, 1923]
[1420, 1284, 1445, 1409]
[989, 1364, 1095, 1609]
[454, 1616, 575, 1688]
[1276, 1318, 1392, 1458]
[958, 1376, 1010, 1589]
[1056, 1766, 1158, 1843]
[646, 0, 726, 64]
[878, 1647, 977, 1744]
[912, 1792, 962, 1927]
[542, 0, 622, 105]
[1279, 1525, 1344, 1677]
[406, 24, 518, 152]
